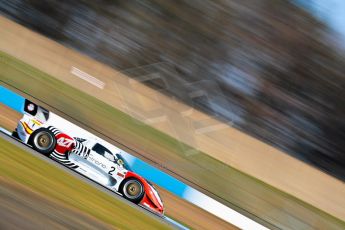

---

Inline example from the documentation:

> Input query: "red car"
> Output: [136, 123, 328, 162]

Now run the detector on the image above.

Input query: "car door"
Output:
[69, 143, 117, 187]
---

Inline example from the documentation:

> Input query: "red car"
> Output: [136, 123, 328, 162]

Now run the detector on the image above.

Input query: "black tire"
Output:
[120, 178, 145, 203]
[28, 128, 56, 156]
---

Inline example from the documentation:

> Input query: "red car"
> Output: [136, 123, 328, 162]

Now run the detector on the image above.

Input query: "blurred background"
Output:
[1, 0, 343, 180]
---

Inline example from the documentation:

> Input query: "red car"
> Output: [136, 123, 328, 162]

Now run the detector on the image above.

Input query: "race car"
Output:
[13, 100, 164, 216]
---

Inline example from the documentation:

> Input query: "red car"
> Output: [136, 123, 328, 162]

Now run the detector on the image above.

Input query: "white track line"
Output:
[71, 67, 105, 89]
[183, 187, 269, 230]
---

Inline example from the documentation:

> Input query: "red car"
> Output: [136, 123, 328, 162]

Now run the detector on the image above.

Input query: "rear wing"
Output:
[23, 99, 50, 122]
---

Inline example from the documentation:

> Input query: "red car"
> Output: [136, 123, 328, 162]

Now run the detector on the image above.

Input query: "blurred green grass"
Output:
[0, 137, 170, 229]
[1, 51, 344, 229]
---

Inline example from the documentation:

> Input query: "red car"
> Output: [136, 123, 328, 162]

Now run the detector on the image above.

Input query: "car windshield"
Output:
[92, 143, 114, 159]
[92, 143, 132, 170]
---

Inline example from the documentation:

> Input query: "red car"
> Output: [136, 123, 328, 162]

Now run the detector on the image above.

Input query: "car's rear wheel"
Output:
[29, 128, 56, 156]
[121, 178, 144, 203]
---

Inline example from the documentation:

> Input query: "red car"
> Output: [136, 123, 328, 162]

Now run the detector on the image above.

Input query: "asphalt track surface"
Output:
[0, 131, 182, 229]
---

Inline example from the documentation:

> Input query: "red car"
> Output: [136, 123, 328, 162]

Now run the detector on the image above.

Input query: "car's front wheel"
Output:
[29, 128, 56, 156]
[121, 178, 144, 203]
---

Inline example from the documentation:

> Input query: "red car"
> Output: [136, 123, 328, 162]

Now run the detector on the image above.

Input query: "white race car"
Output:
[13, 100, 164, 215]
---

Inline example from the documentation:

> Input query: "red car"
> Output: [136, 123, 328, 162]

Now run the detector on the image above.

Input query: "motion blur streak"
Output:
[0, 16, 344, 228]
[1, 0, 345, 228]
[0, 178, 111, 230]
[2, 1, 344, 174]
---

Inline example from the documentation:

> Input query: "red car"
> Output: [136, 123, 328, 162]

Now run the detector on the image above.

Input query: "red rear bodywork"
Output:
[124, 171, 164, 215]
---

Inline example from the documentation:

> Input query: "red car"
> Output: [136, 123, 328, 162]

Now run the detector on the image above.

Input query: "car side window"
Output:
[92, 143, 115, 162]
[92, 143, 106, 156]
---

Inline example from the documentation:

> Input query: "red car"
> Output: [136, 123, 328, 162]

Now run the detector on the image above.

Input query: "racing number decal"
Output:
[55, 133, 75, 154]
[108, 166, 115, 175]
[57, 137, 74, 148]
